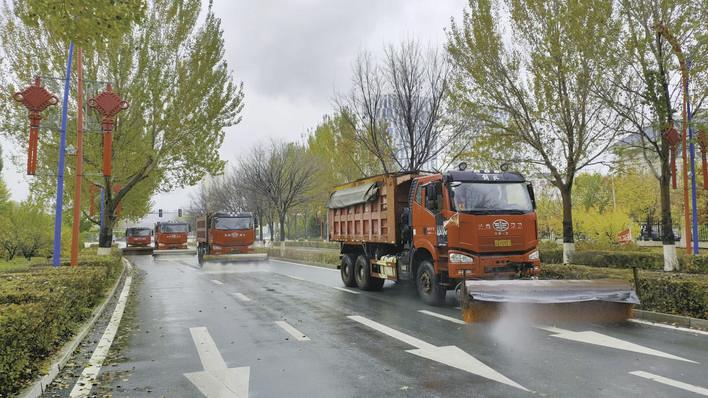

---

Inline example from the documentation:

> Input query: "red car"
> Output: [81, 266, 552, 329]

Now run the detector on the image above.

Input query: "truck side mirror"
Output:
[526, 182, 536, 209]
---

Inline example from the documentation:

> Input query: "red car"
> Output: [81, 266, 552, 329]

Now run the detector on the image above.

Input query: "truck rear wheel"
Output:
[416, 260, 446, 306]
[354, 255, 384, 291]
[340, 254, 356, 287]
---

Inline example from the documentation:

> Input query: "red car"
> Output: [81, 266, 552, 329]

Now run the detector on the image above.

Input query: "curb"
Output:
[633, 309, 708, 331]
[17, 258, 131, 398]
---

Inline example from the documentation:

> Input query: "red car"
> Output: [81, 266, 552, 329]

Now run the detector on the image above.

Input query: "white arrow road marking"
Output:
[210, 279, 224, 285]
[539, 326, 698, 364]
[275, 321, 311, 341]
[348, 315, 527, 391]
[418, 310, 466, 325]
[232, 293, 251, 302]
[630, 371, 708, 396]
[70, 261, 133, 398]
[332, 286, 360, 294]
[184, 327, 250, 398]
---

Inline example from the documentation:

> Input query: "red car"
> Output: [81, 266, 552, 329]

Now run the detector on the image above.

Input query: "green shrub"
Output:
[283, 240, 340, 250]
[540, 249, 563, 264]
[0, 256, 121, 396]
[541, 264, 708, 319]
[257, 246, 339, 268]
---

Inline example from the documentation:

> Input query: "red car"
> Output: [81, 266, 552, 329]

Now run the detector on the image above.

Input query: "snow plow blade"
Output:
[152, 249, 197, 256]
[122, 247, 154, 255]
[460, 279, 639, 323]
[200, 253, 268, 264]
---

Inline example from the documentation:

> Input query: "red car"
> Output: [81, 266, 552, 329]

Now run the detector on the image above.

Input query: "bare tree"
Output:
[337, 40, 466, 173]
[240, 141, 319, 241]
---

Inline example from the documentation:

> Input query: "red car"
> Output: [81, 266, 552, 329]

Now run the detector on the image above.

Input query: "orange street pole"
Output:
[70, 47, 84, 266]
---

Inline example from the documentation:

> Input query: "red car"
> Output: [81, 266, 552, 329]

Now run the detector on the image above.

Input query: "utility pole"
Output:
[70, 47, 84, 266]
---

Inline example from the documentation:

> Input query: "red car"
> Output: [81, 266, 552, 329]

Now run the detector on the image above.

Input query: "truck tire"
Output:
[354, 254, 384, 291]
[341, 254, 357, 287]
[416, 260, 446, 306]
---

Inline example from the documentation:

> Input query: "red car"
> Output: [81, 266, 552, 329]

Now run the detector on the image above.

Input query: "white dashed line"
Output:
[630, 371, 708, 396]
[283, 274, 305, 281]
[629, 319, 708, 336]
[275, 321, 310, 341]
[418, 310, 466, 325]
[332, 286, 360, 294]
[232, 293, 251, 302]
[210, 279, 224, 285]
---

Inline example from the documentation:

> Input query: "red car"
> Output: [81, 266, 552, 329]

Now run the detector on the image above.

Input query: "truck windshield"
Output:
[160, 224, 188, 233]
[214, 217, 252, 230]
[127, 228, 151, 237]
[450, 182, 532, 213]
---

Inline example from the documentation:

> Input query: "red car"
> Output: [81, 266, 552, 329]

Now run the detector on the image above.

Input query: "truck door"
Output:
[412, 180, 443, 248]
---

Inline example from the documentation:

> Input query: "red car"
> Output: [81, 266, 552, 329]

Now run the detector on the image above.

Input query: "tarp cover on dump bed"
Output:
[327, 183, 378, 209]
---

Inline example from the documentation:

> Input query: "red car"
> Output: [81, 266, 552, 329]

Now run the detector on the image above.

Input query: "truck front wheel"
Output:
[341, 254, 356, 287]
[416, 260, 446, 306]
[354, 255, 384, 291]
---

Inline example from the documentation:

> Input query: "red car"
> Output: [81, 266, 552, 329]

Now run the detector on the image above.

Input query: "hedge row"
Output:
[540, 248, 708, 274]
[541, 264, 708, 319]
[0, 256, 122, 396]
[257, 246, 339, 268]
[282, 240, 340, 250]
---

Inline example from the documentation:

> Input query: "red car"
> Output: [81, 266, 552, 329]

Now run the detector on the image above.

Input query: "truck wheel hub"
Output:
[419, 272, 432, 293]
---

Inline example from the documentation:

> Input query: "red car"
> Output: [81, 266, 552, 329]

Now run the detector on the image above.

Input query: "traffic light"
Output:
[178, 208, 182, 217]
[158, 209, 163, 218]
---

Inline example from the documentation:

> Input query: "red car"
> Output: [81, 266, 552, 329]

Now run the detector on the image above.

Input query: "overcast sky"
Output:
[1, 0, 466, 219]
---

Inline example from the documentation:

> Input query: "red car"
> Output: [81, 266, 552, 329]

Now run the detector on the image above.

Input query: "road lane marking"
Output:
[232, 293, 251, 302]
[348, 315, 527, 391]
[630, 371, 708, 396]
[418, 310, 466, 325]
[333, 286, 360, 294]
[271, 258, 339, 272]
[70, 263, 133, 398]
[629, 319, 708, 336]
[539, 326, 698, 363]
[185, 327, 250, 397]
[210, 279, 224, 285]
[275, 321, 311, 341]
[283, 274, 305, 281]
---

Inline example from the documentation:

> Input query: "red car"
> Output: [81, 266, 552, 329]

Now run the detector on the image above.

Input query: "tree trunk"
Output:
[560, 187, 575, 264]
[279, 213, 286, 242]
[659, 142, 678, 271]
[98, 204, 115, 255]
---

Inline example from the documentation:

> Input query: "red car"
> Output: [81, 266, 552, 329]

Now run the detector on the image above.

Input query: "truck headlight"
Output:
[528, 250, 539, 260]
[449, 252, 474, 264]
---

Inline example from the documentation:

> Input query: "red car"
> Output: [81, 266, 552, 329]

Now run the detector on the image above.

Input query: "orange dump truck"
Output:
[154, 221, 189, 250]
[196, 212, 266, 263]
[126, 227, 152, 247]
[328, 170, 638, 321]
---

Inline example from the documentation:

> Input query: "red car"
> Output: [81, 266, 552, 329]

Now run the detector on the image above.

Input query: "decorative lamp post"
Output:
[12, 77, 58, 175]
[663, 124, 680, 189]
[88, 84, 129, 177]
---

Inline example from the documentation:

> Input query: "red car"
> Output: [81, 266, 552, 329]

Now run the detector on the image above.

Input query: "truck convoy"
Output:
[196, 212, 266, 263]
[327, 168, 638, 322]
[154, 221, 190, 251]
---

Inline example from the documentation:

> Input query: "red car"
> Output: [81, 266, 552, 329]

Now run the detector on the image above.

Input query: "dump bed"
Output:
[327, 173, 418, 244]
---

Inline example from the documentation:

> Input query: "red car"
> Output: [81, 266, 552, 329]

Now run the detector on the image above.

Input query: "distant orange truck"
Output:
[154, 221, 189, 250]
[196, 212, 256, 257]
[125, 227, 152, 247]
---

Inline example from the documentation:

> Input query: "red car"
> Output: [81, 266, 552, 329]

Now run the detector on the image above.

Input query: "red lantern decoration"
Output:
[88, 84, 129, 177]
[12, 77, 58, 175]
[698, 130, 708, 190]
[663, 125, 680, 189]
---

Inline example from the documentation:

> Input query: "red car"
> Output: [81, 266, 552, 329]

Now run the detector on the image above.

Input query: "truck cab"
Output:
[154, 221, 189, 250]
[125, 227, 152, 247]
[197, 212, 256, 255]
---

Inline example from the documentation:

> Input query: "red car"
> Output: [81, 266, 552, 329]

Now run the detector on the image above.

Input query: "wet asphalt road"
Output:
[97, 255, 707, 397]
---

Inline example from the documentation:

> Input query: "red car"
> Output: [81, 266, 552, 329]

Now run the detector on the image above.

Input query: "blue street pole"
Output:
[52, 42, 74, 267]
[687, 59, 699, 255]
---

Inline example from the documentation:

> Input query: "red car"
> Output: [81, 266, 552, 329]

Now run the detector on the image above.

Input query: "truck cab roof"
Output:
[444, 170, 526, 183]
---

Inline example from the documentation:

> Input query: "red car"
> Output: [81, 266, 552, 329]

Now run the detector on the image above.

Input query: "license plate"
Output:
[494, 239, 512, 247]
